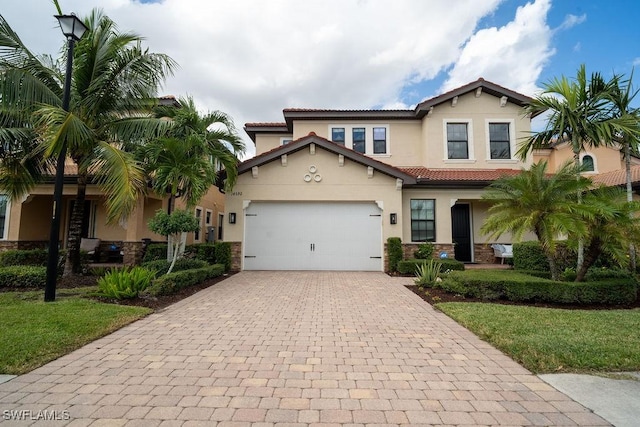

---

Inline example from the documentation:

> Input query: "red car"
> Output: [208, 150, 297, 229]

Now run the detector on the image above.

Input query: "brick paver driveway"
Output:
[0, 271, 608, 426]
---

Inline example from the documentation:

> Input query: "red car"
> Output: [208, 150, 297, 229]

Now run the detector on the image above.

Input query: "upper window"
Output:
[582, 155, 595, 172]
[352, 128, 366, 153]
[447, 123, 469, 159]
[489, 123, 511, 159]
[0, 195, 7, 239]
[331, 128, 345, 145]
[410, 199, 435, 242]
[280, 138, 293, 145]
[373, 127, 386, 154]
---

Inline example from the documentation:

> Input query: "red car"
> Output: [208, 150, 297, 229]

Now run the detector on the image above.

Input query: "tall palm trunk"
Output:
[63, 170, 88, 276]
[625, 142, 636, 271]
[576, 236, 602, 282]
[573, 148, 584, 271]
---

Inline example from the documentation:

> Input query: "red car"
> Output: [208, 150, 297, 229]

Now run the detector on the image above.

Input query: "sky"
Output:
[3, 0, 640, 157]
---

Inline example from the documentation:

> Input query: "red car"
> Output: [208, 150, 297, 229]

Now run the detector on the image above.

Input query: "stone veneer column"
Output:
[230, 242, 242, 271]
[122, 241, 144, 266]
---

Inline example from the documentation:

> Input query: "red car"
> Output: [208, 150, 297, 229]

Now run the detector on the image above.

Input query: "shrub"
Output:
[438, 270, 637, 305]
[214, 242, 232, 271]
[398, 258, 465, 275]
[387, 238, 403, 272]
[142, 244, 168, 262]
[0, 249, 49, 266]
[142, 264, 225, 297]
[96, 267, 156, 299]
[0, 266, 47, 288]
[513, 241, 547, 271]
[414, 259, 442, 287]
[141, 258, 208, 275]
[185, 243, 216, 264]
[413, 243, 434, 260]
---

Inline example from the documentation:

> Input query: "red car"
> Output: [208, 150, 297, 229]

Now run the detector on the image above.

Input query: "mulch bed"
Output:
[57, 272, 235, 311]
[406, 284, 640, 310]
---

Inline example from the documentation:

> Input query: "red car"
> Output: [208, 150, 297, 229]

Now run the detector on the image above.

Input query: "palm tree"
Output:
[481, 161, 592, 280]
[138, 96, 244, 263]
[608, 72, 640, 271]
[517, 64, 639, 270]
[575, 187, 640, 281]
[0, 10, 176, 275]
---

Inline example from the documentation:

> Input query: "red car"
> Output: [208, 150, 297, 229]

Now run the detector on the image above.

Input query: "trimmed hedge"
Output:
[141, 264, 225, 297]
[142, 242, 231, 271]
[185, 243, 216, 264]
[513, 241, 577, 272]
[213, 242, 232, 272]
[398, 258, 465, 275]
[0, 249, 49, 266]
[141, 258, 208, 275]
[142, 244, 168, 262]
[438, 270, 637, 305]
[387, 238, 403, 272]
[0, 266, 47, 288]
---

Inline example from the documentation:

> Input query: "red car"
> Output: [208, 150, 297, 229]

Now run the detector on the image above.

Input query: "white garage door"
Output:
[244, 202, 382, 271]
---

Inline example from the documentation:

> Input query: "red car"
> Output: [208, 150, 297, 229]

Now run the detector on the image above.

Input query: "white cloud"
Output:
[2, 0, 557, 157]
[441, 0, 554, 96]
[558, 13, 586, 31]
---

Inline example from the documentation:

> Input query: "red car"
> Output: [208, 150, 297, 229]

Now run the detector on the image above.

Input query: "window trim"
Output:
[330, 127, 345, 145]
[485, 119, 516, 162]
[280, 137, 293, 145]
[327, 124, 390, 155]
[373, 127, 387, 154]
[194, 207, 203, 242]
[410, 199, 436, 243]
[580, 152, 597, 173]
[205, 209, 213, 226]
[352, 127, 366, 153]
[0, 195, 9, 240]
[443, 119, 474, 162]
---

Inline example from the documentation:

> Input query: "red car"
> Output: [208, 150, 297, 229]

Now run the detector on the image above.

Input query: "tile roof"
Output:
[591, 166, 640, 187]
[400, 167, 522, 182]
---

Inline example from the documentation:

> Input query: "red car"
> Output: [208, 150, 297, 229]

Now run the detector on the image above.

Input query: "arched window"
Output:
[582, 155, 595, 172]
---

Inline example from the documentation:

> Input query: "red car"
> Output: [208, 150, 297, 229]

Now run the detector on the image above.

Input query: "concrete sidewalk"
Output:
[0, 271, 609, 425]
[540, 372, 640, 427]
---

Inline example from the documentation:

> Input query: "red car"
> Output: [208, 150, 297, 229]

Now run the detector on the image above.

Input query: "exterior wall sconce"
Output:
[229, 213, 236, 224]
[390, 213, 397, 224]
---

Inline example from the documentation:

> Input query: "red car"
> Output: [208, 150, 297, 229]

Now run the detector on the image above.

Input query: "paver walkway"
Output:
[0, 271, 608, 426]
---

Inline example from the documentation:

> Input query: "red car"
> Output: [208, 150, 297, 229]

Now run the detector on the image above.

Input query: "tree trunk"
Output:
[574, 148, 584, 271]
[575, 237, 602, 282]
[625, 142, 636, 272]
[63, 171, 88, 276]
[165, 194, 176, 262]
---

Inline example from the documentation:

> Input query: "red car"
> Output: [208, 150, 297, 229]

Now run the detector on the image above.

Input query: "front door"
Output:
[451, 204, 472, 262]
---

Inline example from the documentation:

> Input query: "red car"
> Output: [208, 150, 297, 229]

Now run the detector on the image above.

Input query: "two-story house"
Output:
[225, 78, 538, 271]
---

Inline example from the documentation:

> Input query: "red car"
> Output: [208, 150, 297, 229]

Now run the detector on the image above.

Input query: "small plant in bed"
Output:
[414, 259, 442, 287]
[96, 267, 156, 300]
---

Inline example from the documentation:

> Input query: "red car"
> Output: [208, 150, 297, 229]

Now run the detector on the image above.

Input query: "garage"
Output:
[243, 201, 382, 271]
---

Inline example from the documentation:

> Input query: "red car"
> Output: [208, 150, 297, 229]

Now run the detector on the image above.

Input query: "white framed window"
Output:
[194, 207, 203, 242]
[443, 119, 474, 162]
[280, 137, 293, 145]
[327, 124, 390, 155]
[580, 153, 597, 173]
[485, 119, 516, 162]
[205, 209, 212, 226]
[0, 195, 9, 240]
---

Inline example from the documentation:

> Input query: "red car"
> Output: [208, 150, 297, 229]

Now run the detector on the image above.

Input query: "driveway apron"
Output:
[0, 271, 608, 426]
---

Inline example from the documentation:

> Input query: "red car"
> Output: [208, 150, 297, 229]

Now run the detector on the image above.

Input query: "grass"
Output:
[436, 302, 640, 374]
[0, 287, 151, 374]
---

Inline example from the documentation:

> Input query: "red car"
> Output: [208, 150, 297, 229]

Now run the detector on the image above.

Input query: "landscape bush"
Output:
[398, 258, 465, 275]
[141, 258, 208, 275]
[96, 267, 156, 299]
[513, 241, 577, 272]
[213, 242, 232, 271]
[142, 244, 168, 262]
[413, 243, 434, 260]
[414, 259, 442, 287]
[386, 238, 403, 272]
[142, 242, 231, 270]
[185, 243, 216, 264]
[0, 266, 47, 288]
[142, 264, 225, 297]
[0, 248, 73, 272]
[438, 270, 637, 305]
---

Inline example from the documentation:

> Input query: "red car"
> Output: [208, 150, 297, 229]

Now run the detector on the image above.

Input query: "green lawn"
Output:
[436, 302, 640, 374]
[0, 288, 151, 374]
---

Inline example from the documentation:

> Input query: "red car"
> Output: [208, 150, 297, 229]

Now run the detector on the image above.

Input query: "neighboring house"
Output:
[0, 97, 227, 264]
[227, 78, 537, 271]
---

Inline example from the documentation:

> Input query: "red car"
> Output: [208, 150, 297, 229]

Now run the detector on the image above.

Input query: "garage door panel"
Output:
[244, 202, 381, 271]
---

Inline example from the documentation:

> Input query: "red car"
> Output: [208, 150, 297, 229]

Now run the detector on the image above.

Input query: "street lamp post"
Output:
[44, 14, 88, 302]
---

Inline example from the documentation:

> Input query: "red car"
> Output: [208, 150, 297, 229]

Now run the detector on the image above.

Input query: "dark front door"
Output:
[451, 204, 472, 262]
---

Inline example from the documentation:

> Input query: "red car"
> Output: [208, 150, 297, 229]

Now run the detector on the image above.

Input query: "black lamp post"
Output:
[44, 14, 88, 302]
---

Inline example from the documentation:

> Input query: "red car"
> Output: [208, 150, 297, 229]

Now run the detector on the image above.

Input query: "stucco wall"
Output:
[225, 144, 404, 244]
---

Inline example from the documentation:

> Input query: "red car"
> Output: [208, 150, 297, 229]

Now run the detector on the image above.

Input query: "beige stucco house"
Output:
[226, 78, 537, 271]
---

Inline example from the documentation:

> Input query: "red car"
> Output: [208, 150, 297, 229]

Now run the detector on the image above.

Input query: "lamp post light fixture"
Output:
[44, 14, 88, 302]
